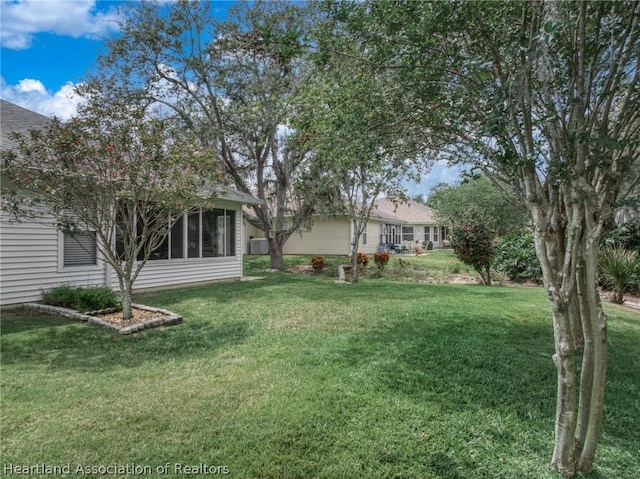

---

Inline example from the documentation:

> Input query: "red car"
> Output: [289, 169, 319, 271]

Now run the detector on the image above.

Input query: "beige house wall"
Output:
[244, 216, 384, 256]
[284, 217, 351, 255]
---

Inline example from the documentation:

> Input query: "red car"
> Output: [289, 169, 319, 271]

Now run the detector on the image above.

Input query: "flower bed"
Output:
[23, 303, 183, 334]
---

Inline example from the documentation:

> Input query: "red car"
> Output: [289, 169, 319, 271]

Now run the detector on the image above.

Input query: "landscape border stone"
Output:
[23, 302, 183, 334]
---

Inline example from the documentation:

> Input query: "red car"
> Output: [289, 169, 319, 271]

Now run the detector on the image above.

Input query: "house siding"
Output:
[0, 214, 105, 305]
[358, 219, 383, 255]
[1, 201, 246, 305]
[244, 217, 385, 257]
[284, 217, 351, 255]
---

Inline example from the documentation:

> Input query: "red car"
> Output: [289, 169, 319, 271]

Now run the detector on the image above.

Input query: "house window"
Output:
[63, 231, 97, 267]
[424, 226, 431, 241]
[188, 211, 200, 258]
[385, 224, 402, 244]
[433, 226, 439, 243]
[170, 216, 184, 259]
[402, 226, 414, 242]
[362, 228, 368, 245]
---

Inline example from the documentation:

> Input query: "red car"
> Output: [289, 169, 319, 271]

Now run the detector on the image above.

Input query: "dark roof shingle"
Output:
[1, 100, 52, 153]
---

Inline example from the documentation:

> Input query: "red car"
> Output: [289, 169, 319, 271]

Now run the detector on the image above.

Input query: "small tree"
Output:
[295, 33, 430, 282]
[449, 223, 494, 285]
[427, 176, 528, 237]
[1, 102, 221, 320]
[493, 232, 543, 284]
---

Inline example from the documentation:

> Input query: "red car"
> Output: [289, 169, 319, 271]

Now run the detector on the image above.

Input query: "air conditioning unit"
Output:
[250, 238, 269, 255]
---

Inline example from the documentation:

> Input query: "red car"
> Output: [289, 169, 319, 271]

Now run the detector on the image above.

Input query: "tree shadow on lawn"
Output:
[329, 306, 640, 476]
[0, 309, 254, 372]
[0, 310, 74, 335]
[0, 277, 302, 372]
[369, 316, 557, 417]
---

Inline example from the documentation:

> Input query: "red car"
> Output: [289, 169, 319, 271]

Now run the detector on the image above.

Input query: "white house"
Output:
[0, 100, 261, 306]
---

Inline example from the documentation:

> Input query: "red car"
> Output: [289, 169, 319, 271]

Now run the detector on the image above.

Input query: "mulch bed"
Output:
[23, 303, 183, 334]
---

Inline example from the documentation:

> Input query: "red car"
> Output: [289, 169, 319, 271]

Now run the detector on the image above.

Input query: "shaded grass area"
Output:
[1, 274, 639, 478]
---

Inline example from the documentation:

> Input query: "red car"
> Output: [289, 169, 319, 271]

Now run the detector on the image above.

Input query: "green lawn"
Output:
[245, 249, 476, 282]
[1, 272, 638, 478]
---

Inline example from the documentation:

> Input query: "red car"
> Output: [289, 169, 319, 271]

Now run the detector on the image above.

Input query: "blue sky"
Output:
[0, 0, 460, 195]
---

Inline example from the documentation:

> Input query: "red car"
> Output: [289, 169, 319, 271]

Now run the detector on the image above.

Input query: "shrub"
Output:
[42, 285, 120, 312]
[493, 232, 543, 284]
[450, 223, 494, 285]
[311, 256, 326, 272]
[75, 286, 121, 312]
[393, 258, 410, 274]
[42, 284, 78, 309]
[357, 253, 369, 269]
[374, 252, 390, 270]
[599, 247, 640, 304]
[426, 240, 434, 251]
[603, 221, 640, 253]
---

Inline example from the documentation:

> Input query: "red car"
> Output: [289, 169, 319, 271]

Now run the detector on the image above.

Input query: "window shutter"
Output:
[64, 232, 97, 267]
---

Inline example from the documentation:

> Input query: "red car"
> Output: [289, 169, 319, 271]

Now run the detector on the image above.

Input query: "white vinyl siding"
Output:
[0, 214, 104, 305]
[1, 200, 247, 305]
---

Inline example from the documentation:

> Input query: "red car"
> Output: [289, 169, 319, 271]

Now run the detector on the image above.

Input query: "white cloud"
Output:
[1, 76, 85, 120]
[0, 0, 120, 50]
[405, 160, 464, 197]
[16, 78, 46, 94]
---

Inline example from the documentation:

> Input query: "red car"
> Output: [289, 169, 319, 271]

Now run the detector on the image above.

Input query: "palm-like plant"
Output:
[598, 247, 640, 304]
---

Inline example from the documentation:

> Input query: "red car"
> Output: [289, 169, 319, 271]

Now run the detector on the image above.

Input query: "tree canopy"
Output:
[325, 0, 640, 475]
[82, 0, 319, 270]
[1, 100, 221, 319]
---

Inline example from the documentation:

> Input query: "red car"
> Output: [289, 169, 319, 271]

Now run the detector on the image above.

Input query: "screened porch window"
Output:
[115, 207, 237, 261]
[169, 208, 236, 259]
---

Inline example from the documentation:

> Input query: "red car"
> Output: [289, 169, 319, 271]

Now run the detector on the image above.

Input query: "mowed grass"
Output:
[244, 249, 476, 282]
[1, 273, 639, 478]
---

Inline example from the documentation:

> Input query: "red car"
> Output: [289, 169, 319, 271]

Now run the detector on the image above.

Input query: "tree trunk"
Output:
[535, 219, 608, 477]
[549, 299, 578, 478]
[575, 239, 607, 474]
[569, 293, 585, 353]
[350, 241, 360, 284]
[484, 264, 492, 286]
[119, 276, 134, 321]
[267, 236, 285, 271]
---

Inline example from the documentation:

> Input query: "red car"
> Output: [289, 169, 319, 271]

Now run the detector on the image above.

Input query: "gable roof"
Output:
[204, 185, 263, 205]
[373, 198, 437, 225]
[1, 100, 52, 153]
[1, 100, 260, 206]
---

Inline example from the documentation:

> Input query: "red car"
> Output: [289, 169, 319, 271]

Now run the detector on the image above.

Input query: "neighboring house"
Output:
[373, 198, 448, 250]
[0, 100, 261, 306]
[244, 198, 447, 256]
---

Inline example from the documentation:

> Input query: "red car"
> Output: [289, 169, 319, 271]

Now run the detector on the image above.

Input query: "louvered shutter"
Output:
[63, 232, 97, 267]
